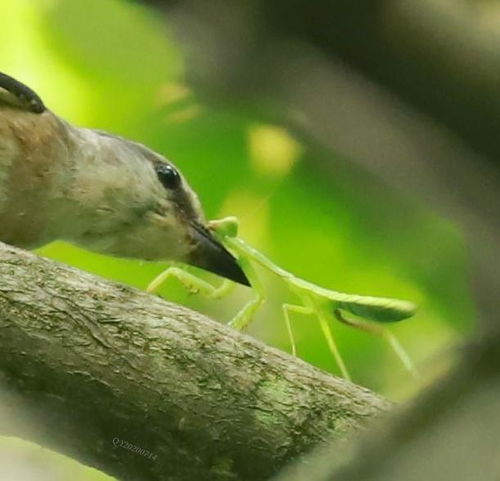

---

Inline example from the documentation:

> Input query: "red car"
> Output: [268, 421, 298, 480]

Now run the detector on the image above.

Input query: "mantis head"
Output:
[208, 216, 240, 239]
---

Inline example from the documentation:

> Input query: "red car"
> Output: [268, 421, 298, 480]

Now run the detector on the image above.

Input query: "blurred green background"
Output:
[0, 0, 475, 479]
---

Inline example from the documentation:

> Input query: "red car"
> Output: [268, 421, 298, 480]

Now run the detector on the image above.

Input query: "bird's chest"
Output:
[0, 180, 49, 249]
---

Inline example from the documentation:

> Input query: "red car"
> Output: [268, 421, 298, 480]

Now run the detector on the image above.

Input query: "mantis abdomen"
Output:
[335, 295, 417, 323]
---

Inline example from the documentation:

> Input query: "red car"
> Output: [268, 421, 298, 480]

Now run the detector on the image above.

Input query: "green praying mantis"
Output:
[147, 216, 418, 381]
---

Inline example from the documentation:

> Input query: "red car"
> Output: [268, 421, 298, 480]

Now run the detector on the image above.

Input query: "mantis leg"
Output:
[147, 266, 234, 299]
[227, 253, 265, 331]
[334, 309, 419, 379]
[316, 310, 351, 381]
[282, 304, 313, 357]
[228, 296, 265, 330]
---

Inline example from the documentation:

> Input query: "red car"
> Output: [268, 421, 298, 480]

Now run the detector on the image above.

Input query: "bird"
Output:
[0, 72, 249, 286]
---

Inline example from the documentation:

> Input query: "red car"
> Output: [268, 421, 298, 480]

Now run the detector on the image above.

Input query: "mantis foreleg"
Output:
[147, 266, 234, 299]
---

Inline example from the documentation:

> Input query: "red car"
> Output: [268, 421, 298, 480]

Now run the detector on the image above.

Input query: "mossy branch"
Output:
[0, 242, 390, 481]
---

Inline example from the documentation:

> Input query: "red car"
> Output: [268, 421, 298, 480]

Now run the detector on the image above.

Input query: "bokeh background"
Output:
[0, 0, 478, 479]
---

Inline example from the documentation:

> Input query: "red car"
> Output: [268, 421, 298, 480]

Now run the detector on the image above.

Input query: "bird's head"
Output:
[60, 130, 249, 286]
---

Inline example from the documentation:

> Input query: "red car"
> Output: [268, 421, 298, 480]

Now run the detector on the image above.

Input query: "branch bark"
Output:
[0, 241, 389, 481]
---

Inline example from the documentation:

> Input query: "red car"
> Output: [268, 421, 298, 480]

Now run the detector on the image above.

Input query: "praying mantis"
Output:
[147, 216, 418, 381]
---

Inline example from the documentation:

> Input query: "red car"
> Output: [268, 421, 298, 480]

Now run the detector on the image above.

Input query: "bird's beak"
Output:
[187, 222, 250, 286]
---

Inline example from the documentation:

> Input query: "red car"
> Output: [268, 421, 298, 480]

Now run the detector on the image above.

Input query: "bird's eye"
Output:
[156, 164, 181, 189]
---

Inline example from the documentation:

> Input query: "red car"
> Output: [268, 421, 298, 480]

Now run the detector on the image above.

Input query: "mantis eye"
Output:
[156, 164, 181, 189]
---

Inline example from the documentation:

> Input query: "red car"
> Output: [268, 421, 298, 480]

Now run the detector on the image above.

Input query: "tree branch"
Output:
[0, 242, 389, 481]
